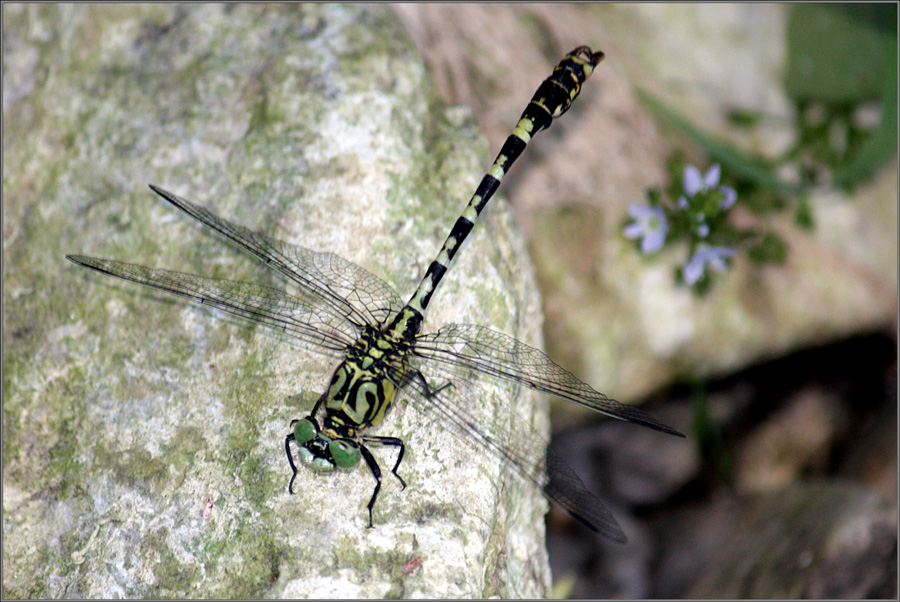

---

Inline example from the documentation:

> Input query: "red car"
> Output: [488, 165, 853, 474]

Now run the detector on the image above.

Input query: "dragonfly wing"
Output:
[414, 323, 684, 437]
[149, 185, 405, 329]
[544, 447, 626, 542]
[66, 255, 358, 352]
[396, 358, 626, 542]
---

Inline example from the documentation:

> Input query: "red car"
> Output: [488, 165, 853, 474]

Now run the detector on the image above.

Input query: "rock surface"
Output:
[3, 4, 551, 597]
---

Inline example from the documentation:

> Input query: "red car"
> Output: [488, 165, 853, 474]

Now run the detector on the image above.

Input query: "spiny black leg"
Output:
[310, 392, 326, 418]
[412, 369, 453, 399]
[284, 427, 299, 495]
[359, 444, 383, 528]
[364, 435, 407, 490]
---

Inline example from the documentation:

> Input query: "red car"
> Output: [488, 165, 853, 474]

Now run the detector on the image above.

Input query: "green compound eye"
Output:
[328, 439, 361, 469]
[293, 418, 317, 445]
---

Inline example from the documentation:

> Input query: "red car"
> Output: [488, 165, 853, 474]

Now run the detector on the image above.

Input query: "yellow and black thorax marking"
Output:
[321, 325, 411, 437]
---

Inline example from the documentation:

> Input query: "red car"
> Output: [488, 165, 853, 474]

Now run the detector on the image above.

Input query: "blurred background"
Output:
[4, 4, 896, 598]
[392, 4, 897, 598]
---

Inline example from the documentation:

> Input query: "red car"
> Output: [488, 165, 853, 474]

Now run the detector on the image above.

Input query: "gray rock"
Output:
[3, 4, 552, 597]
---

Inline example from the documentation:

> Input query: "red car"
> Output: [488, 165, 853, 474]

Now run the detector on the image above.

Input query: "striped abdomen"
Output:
[386, 46, 604, 340]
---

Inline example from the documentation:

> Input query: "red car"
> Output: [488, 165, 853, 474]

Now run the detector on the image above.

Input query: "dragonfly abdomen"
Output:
[400, 47, 604, 323]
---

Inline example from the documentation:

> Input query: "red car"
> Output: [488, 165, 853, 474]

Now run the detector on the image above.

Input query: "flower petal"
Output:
[683, 253, 705, 284]
[628, 204, 655, 219]
[623, 222, 645, 239]
[683, 165, 703, 196]
[704, 164, 721, 188]
[709, 256, 729, 272]
[642, 226, 667, 253]
[720, 186, 737, 210]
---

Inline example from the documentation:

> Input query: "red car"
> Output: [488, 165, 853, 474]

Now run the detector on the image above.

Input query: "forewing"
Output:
[149, 185, 405, 329]
[66, 256, 358, 352]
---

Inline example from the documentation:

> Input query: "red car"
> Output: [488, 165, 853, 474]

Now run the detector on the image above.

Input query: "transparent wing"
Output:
[393, 356, 627, 542]
[66, 256, 359, 352]
[544, 448, 627, 541]
[414, 323, 685, 437]
[149, 185, 405, 329]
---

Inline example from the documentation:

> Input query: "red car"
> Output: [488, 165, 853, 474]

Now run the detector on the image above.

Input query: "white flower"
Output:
[683, 245, 736, 284]
[624, 204, 668, 254]
[683, 163, 737, 210]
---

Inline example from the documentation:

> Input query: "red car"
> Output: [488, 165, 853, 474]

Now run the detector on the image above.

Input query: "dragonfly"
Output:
[67, 46, 684, 543]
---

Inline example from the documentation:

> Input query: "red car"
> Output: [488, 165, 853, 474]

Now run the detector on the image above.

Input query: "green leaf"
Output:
[834, 33, 898, 188]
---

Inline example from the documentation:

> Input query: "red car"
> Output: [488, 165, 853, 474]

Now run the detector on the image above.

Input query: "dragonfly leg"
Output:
[358, 444, 383, 528]
[284, 421, 300, 494]
[411, 369, 453, 399]
[310, 392, 327, 418]
[363, 435, 406, 489]
[359, 436, 407, 527]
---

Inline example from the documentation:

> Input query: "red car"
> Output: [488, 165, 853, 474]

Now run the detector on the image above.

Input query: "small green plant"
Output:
[625, 4, 896, 293]
[625, 162, 753, 293]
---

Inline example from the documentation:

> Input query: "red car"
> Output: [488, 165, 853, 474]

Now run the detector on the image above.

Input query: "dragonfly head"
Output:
[292, 417, 361, 471]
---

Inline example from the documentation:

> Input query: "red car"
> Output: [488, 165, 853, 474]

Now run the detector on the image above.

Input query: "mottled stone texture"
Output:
[3, 4, 548, 598]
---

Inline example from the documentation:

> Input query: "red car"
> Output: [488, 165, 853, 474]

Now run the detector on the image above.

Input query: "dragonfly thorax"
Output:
[320, 326, 410, 436]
